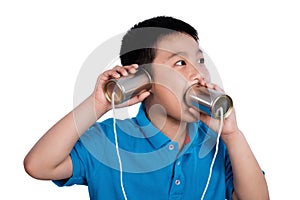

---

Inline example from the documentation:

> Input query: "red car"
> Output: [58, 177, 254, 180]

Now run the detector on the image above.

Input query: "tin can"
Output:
[104, 68, 152, 105]
[185, 84, 233, 119]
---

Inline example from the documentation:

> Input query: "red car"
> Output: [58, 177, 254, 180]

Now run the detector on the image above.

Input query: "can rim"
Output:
[211, 94, 233, 119]
[104, 79, 125, 104]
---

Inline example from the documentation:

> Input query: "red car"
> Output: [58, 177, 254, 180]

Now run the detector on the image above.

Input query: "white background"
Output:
[1, 0, 299, 199]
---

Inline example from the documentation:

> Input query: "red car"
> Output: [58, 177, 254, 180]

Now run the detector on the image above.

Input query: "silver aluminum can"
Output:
[185, 84, 233, 119]
[104, 68, 152, 105]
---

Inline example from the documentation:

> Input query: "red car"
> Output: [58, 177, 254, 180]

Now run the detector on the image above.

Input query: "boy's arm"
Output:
[24, 64, 150, 180]
[222, 128, 269, 200]
[23, 95, 105, 180]
[190, 83, 269, 199]
[200, 108, 269, 200]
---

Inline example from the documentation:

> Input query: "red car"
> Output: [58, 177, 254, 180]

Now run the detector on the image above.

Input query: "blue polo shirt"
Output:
[54, 104, 234, 199]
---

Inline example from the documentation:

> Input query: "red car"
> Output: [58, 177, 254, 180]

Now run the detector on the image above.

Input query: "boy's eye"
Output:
[198, 58, 205, 64]
[175, 60, 186, 66]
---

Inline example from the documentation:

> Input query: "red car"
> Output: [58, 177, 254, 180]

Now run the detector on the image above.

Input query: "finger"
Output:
[188, 107, 201, 120]
[188, 106, 217, 130]
[111, 65, 125, 76]
[122, 64, 138, 69]
[102, 69, 121, 79]
[98, 71, 112, 83]
[206, 83, 225, 93]
[199, 113, 220, 133]
[111, 64, 139, 77]
[199, 112, 211, 125]
[128, 67, 138, 74]
[129, 64, 139, 69]
[199, 78, 206, 86]
[117, 91, 151, 108]
[107, 65, 134, 79]
[123, 64, 139, 74]
[115, 67, 129, 76]
[130, 90, 151, 104]
[135, 91, 151, 102]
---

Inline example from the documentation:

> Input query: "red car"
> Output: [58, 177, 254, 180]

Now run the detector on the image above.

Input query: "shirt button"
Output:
[177, 161, 181, 166]
[175, 179, 181, 185]
[169, 144, 174, 150]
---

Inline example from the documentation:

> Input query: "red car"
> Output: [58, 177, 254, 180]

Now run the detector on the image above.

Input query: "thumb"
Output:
[200, 114, 220, 133]
[117, 91, 151, 108]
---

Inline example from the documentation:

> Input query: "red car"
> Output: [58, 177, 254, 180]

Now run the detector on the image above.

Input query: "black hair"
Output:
[120, 16, 199, 66]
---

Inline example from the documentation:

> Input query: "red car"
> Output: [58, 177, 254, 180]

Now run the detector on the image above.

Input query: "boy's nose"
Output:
[187, 66, 206, 86]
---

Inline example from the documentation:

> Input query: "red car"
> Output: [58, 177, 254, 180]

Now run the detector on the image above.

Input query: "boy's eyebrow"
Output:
[197, 49, 203, 55]
[166, 51, 187, 60]
[167, 49, 203, 60]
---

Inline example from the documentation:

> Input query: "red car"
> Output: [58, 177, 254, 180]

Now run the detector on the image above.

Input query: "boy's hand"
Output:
[92, 64, 151, 116]
[188, 83, 239, 138]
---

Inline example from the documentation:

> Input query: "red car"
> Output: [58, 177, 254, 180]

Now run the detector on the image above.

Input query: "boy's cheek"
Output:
[151, 64, 189, 96]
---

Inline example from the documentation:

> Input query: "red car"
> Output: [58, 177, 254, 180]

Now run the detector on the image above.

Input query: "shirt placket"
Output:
[168, 142, 185, 200]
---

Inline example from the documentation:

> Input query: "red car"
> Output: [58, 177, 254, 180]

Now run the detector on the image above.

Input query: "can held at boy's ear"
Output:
[185, 84, 233, 119]
[104, 67, 152, 105]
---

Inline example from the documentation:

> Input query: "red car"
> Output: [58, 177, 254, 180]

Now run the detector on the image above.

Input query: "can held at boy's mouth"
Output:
[104, 68, 152, 105]
[185, 84, 233, 119]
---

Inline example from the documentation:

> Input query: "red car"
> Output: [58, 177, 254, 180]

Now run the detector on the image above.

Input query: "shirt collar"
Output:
[136, 103, 219, 158]
[135, 103, 205, 153]
[135, 104, 171, 149]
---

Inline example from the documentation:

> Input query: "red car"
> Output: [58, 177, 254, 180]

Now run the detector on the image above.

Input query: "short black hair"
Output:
[120, 16, 198, 66]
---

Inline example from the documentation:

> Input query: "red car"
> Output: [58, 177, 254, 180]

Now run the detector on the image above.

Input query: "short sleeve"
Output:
[53, 140, 88, 187]
[225, 149, 234, 200]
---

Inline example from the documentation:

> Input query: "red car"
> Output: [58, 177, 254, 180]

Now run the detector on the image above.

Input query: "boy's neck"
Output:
[145, 102, 188, 150]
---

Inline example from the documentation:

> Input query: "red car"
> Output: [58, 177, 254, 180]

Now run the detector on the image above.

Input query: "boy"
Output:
[24, 16, 269, 199]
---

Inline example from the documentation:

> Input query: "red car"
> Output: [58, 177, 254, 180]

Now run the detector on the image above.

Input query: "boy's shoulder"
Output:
[99, 116, 139, 129]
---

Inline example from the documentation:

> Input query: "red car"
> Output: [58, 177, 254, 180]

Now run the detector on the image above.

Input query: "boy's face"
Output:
[149, 32, 210, 122]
